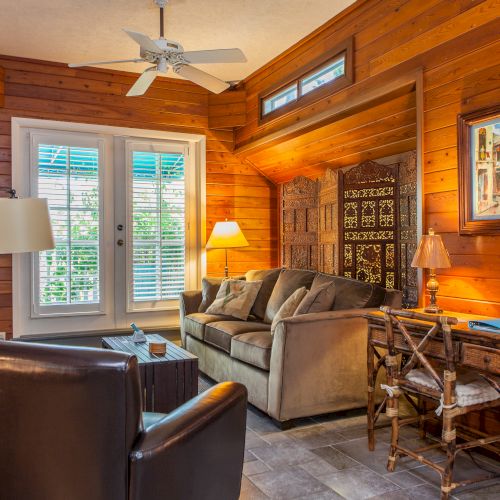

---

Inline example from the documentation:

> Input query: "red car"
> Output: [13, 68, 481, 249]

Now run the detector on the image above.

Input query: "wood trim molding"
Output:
[0, 66, 5, 108]
[234, 70, 419, 158]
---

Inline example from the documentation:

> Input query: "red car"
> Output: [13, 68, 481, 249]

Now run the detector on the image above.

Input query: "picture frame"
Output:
[458, 104, 500, 235]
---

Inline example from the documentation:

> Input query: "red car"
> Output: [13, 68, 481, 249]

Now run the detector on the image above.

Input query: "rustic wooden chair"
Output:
[380, 306, 500, 499]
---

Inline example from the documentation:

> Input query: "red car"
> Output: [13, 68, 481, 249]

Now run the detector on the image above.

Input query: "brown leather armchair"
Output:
[0, 340, 247, 500]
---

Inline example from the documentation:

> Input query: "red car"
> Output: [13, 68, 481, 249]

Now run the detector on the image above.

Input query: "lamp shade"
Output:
[206, 221, 249, 249]
[411, 228, 451, 269]
[0, 198, 55, 254]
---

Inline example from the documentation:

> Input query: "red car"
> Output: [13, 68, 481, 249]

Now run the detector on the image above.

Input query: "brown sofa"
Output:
[180, 269, 401, 424]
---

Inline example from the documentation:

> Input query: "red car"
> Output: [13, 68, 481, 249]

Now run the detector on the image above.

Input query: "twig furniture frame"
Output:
[366, 308, 500, 499]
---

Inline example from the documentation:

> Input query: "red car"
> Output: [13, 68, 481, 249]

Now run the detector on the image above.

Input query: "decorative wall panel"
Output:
[339, 161, 399, 289]
[280, 176, 318, 270]
[318, 169, 338, 274]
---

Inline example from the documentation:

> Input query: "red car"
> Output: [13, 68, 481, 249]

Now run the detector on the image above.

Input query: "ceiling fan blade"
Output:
[183, 48, 247, 64]
[126, 68, 159, 97]
[175, 65, 230, 94]
[123, 29, 162, 54]
[68, 58, 144, 68]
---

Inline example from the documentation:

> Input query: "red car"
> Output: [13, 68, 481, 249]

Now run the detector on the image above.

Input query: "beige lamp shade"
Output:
[0, 198, 55, 254]
[411, 228, 451, 269]
[206, 221, 249, 249]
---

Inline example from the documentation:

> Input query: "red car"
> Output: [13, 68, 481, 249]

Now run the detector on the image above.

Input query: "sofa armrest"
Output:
[129, 382, 247, 500]
[268, 309, 373, 421]
[179, 290, 202, 347]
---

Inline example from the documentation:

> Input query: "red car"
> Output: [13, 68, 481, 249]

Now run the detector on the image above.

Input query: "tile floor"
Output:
[237, 405, 500, 500]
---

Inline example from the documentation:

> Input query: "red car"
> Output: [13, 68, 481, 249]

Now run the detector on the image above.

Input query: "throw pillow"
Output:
[271, 287, 307, 334]
[245, 268, 283, 320]
[294, 281, 336, 316]
[206, 279, 263, 320]
[264, 269, 316, 323]
[198, 277, 224, 312]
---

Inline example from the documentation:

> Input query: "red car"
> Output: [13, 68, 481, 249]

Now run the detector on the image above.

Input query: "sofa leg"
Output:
[274, 419, 294, 430]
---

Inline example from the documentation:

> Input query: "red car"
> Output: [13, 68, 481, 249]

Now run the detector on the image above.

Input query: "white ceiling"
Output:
[0, 0, 355, 82]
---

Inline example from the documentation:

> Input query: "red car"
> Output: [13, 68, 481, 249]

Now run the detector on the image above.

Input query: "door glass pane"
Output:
[130, 151, 185, 303]
[37, 144, 100, 305]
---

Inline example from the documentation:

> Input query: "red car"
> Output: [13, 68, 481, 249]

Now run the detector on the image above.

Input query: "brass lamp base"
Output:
[425, 268, 442, 314]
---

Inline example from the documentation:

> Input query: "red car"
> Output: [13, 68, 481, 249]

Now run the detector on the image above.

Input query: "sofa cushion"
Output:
[231, 331, 273, 371]
[184, 312, 232, 341]
[198, 277, 224, 312]
[294, 281, 336, 315]
[205, 320, 270, 353]
[264, 269, 316, 323]
[246, 268, 283, 320]
[206, 279, 263, 320]
[311, 273, 386, 311]
[271, 287, 307, 334]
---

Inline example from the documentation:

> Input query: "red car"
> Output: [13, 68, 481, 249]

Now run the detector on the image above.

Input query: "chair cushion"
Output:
[312, 273, 386, 311]
[231, 331, 273, 371]
[294, 281, 336, 315]
[245, 268, 283, 320]
[206, 279, 263, 320]
[205, 320, 270, 353]
[198, 277, 224, 312]
[271, 287, 307, 334]
[264, 269, 316, 323]
[405, 368, 500, 407]
[184, 312, 232, 341]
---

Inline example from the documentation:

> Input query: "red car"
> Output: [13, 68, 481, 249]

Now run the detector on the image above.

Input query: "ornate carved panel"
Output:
[339, 161, 399, 289]
[318, 169, 338, 274]
[280, 176, 318, 270]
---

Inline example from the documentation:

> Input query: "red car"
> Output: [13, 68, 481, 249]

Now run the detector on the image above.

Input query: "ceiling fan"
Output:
[68, 0, 246, 96]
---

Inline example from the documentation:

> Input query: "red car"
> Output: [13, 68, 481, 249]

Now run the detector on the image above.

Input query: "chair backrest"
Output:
[380, 307, 458, 393]
[0, 340, 143, 500]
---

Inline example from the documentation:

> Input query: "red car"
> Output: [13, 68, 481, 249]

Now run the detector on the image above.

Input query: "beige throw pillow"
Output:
[294, 281, 336, 315]
[271, 287, 308, 335]
[206, 279, 263, 320]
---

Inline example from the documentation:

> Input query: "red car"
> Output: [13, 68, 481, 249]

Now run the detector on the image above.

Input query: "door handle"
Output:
[117, 239, 124, 246]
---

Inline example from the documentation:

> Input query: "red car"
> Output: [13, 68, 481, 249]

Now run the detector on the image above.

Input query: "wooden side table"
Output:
[102, 334, 199, 414]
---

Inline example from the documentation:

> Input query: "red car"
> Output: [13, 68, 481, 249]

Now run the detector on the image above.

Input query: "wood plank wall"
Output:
[237, 0, 500, 316]
[0, 56, 277, 337]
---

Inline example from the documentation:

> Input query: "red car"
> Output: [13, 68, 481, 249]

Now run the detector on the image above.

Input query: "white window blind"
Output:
[127, 144, 186, 310]
[31, 133, 104, 316]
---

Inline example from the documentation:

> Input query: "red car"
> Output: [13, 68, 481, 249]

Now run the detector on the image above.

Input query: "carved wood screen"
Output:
[280, 176, 318, 270]
[318, 170, 338, 274]
[339, 161, 399, 289]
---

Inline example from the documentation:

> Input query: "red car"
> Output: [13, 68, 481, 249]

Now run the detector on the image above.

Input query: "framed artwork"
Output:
[458, 105, 500, 235]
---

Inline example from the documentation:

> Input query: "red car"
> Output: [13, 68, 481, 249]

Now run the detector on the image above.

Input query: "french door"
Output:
[12, 120, 204, 337]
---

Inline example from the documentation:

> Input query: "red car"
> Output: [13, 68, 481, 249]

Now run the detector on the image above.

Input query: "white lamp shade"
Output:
[206, 221, 249, 249]
[0, 198, 55, 254]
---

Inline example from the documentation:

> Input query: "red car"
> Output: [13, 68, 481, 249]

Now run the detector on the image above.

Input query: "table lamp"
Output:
[411, 228, 451, 314]
[0, 191, 55, 254]
[206, 220, 249, 278]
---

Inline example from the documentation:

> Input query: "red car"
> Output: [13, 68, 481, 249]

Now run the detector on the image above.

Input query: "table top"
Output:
[102, 334, 197, 364]
[365, 309, 499, 345]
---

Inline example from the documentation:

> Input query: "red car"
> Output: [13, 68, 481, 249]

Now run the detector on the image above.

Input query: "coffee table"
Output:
[102, 334, 198, 414]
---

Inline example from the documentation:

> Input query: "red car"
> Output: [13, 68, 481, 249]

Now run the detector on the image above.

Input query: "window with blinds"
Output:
[129, 149, 186, 308]
[32, 136, 103, 315]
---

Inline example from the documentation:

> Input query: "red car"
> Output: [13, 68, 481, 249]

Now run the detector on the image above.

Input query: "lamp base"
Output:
[424, 304, 443, 314]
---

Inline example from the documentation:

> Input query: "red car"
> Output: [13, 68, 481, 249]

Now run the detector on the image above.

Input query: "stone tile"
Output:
[243, 459, 271, 476]
[286, 424, 346, 449]
[318, 465, 401, 499]
[249, 441, 318, 469]
[312, 446, 360, 470]
[299, 458, 341, 479]
[294, 490, 344, 499]
[455, 480, 500, 499]
[245, 449, 258, 462]
[249, 467, 336, 499]
[239, 475, 269, 500]
[383, 470, 427, 488]
[247, 408, 281, 434]
[368, 483, 442, 499]
[260, 431, 296, 445]
[246, 428, 269, 449]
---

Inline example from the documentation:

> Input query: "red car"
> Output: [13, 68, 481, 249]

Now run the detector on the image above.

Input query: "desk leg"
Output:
[367, 333, 376, 451]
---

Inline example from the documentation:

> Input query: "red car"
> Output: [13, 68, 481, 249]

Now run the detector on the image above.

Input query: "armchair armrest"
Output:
[268, 309, 374, 421]
[129, 382, 247, 500]
[179, 290, 202, 347]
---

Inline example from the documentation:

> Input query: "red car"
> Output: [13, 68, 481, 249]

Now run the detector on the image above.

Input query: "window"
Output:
[12, 119, 206, 337]
[127, 143, 187, 311]
[260, 38, 353, 123]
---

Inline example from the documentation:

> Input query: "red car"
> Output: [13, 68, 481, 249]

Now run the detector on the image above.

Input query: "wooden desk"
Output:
[365, 309, 500, 451]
